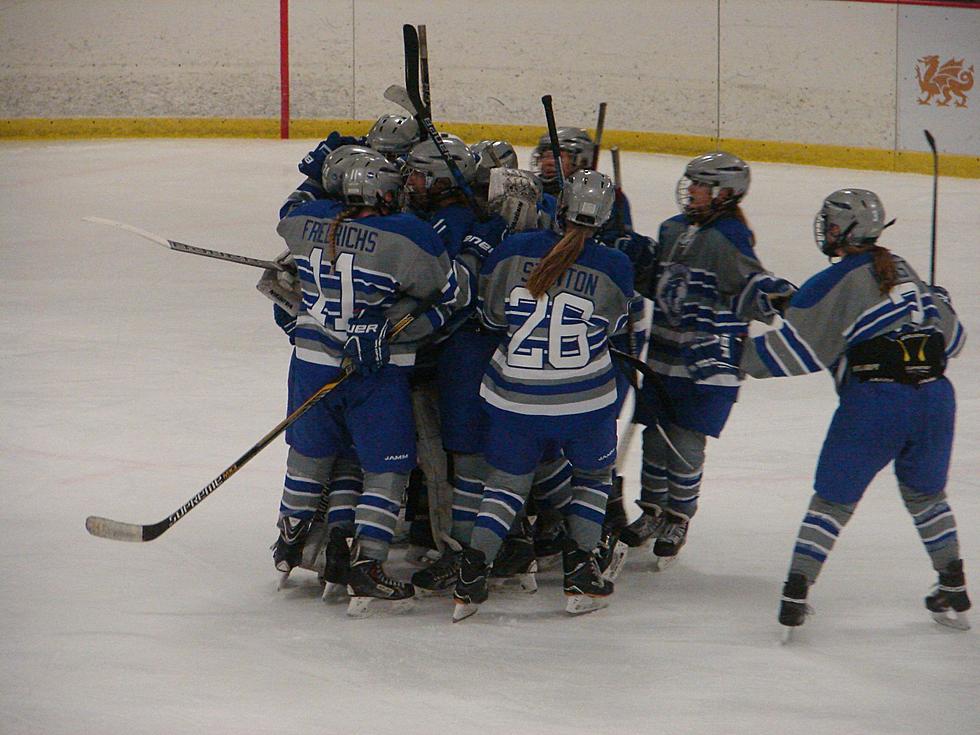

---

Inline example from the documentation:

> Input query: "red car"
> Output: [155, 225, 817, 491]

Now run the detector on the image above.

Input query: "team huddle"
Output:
[259, 109, 971, 632]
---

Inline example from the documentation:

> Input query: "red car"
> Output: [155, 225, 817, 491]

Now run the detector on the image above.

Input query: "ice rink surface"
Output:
[1, 140, 978, 734]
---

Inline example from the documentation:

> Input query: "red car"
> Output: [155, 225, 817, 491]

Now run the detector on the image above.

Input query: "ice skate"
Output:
[563, 540, 613, 615]
[532, 515, 567, 571]
[452, 547, 489, 622]
[925, 559, 971, 631]
[320, 527, 352, 602]
[272, 516, 310, 589]
[490, 519, 538, 593]
[778, 572, 810, 643]
[594, 526, 628, 582]
[618, 509, 661, 549]
[651, 514, 688, 571]
[411, 546, 461, 596]
[405, 512, 439, 566]
[345, 543, 415, 618]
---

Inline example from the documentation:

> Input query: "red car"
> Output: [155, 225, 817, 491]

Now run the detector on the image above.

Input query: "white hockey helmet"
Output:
[365, 113, 421, 158]
[531, 127, 596, 182]
[403, 133, 478, 187]
[471, 140, 519, 185]
[342, 155, 403, 208]
[321, 145, 383, 195]
[560, 169, 615, 228]
[675, 151, 750, 218]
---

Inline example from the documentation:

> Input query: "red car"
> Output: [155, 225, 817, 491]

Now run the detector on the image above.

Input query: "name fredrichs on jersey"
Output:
[302, 218, 378, 253]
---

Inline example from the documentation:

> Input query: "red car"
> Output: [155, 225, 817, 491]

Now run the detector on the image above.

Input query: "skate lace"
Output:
[661, 520, 688, 544]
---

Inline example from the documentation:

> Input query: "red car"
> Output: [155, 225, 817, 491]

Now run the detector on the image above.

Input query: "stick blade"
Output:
[82, 216, 172, 249]
[85, 515, 146, 542]
[924, 129, 937, 151]
[383, 84, 415, 114]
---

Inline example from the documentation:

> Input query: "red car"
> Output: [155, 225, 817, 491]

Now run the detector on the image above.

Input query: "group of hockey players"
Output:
[257, 104, 971, 632]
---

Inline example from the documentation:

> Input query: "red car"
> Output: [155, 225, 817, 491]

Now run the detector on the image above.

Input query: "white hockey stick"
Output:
[83, 216, 285, 271]
[383, 84, 415, 116]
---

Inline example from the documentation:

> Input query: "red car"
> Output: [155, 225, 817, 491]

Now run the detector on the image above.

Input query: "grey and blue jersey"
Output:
[277, 199, 459, 373]
[478, 230, 634, 418]
[742, 252, 965, 387]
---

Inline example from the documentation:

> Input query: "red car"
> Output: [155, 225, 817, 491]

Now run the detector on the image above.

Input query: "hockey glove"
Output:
[298, 131, 363, 180]
[344, 308, 391, 374]
[611, 232, 655, 269]
[737, 274, 798, 321]
[684, 334, 743, 383]
[256, 250, 302, 315]
[487, 167, 542, 233]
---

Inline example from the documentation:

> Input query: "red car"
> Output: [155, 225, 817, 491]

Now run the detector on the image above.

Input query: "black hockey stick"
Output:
[611, 146, 625, 232]
[541, 94, 565, 194]
[84, 217, 286, 272]
[924, 129, 938, 285]
[85, 303, 434, 543]
[417, 24, 432, 120]
[591, 102, 607, 169]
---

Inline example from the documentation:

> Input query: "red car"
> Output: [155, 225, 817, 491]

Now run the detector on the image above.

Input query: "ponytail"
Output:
[841, 242, 897, 295]
[326, 206, 360, 262]
[526, 224, 591, 299]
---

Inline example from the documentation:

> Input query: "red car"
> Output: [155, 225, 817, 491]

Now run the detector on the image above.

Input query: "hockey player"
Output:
[470, 139, 519, 213]
[621, 152, 796, 569]
[364, 113, 421, 161]
[272, 153, 459, 617]
[689, 188, 969, 634]
[453, 170, 635, 621]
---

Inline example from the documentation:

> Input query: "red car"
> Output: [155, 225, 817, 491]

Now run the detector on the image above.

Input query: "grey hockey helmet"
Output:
[342, 154, 403, 208]
[531, 127, 596, 180]
[813, 189, 887, 256]
[471, 140, 519, 185]
[675, 151, 750, 217]
[365, 113, 421, 158]
[321, 145, 383, 195]
[560, 169, 615, 228]
[403, 133, 478, 187]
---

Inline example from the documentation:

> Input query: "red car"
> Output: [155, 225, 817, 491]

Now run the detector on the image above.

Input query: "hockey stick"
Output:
[85, 304, 432, 543]
[591, 102, 607, 169]
[611, 146, 625, 232]
[84, 217, 285, 272]
[417, 24, 432, 120]
[390, 26, 483, 215]
[541, 94, 565, 194]
[924, 129, 938, 285]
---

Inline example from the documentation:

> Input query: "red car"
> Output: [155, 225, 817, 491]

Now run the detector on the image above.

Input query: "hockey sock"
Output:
[664, 425, 705, 519]
[638, 426, 668, 513]
[788, 494, 855, 583]
[278, 448, 335, 521]
[450, 452, 490, 546]
[566, 466, 613, 552]
[326, 454, 362, 532]
[471, 468, 534, 564]
[354, 471, 410, 561]
[900, 484, 961, 572]
[530, 456, 573, 514]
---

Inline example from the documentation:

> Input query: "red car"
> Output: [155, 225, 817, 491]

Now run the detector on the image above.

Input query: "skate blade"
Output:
[652, 553, 677, 572]
[932, 610, 971, 631]
[602, 542, 629, 582]
[405, 546, 441, 567]
[565, 594, 610, 615]
[452, 602, 480, 622]
[276, 570, 291, 590]
[321, 581, 347, 602]
[779, 625, 803, 644]
[489, 572, 538, 594]
[536, 553, 561, 571]
[346, 595, 415, 619]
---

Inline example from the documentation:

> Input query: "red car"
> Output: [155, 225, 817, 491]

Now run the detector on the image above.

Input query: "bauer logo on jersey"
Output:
[349, 323, 380, 335]
[655, 263, 690, 327]
[915, 55, 974, 108]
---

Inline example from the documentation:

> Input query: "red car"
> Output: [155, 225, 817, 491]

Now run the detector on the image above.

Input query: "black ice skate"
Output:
[411, 545, 461, 596]
[652, 513, 688, 571]
[594, 526, 628, 582]
[320, 527, 352, 602]
[490, 518, 538, 593]
[618, 508, 662, 549]
[345, 542, 415, 618]
[272, 516, 310, 589]
[452, 547, 490, 622]
[925, 559, 971, 631]
[563, 540, 614, 615]
[532, 514, 567, 571]
[778, 572, 810, 643]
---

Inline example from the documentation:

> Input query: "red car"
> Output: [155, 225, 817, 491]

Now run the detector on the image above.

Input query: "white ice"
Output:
[1, 140, 977, 734]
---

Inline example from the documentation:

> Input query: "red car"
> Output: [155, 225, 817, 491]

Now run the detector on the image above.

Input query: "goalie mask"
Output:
[321, 145, 383, 196]
[471, 140, 519, 185]
[365, 113, 421, 158]
[675, 151, 750, 220]
[342, 155, 403, 209]
[813, 189, 887, 256]
[560, 170, 615, 228]
[530, 127, 596, 186]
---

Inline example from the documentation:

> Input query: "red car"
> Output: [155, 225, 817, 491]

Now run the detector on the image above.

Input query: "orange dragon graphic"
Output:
[916, 55, 974, 108]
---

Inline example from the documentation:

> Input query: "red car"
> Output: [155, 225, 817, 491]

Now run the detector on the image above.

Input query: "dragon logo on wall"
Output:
[915, 55, 974, 108]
